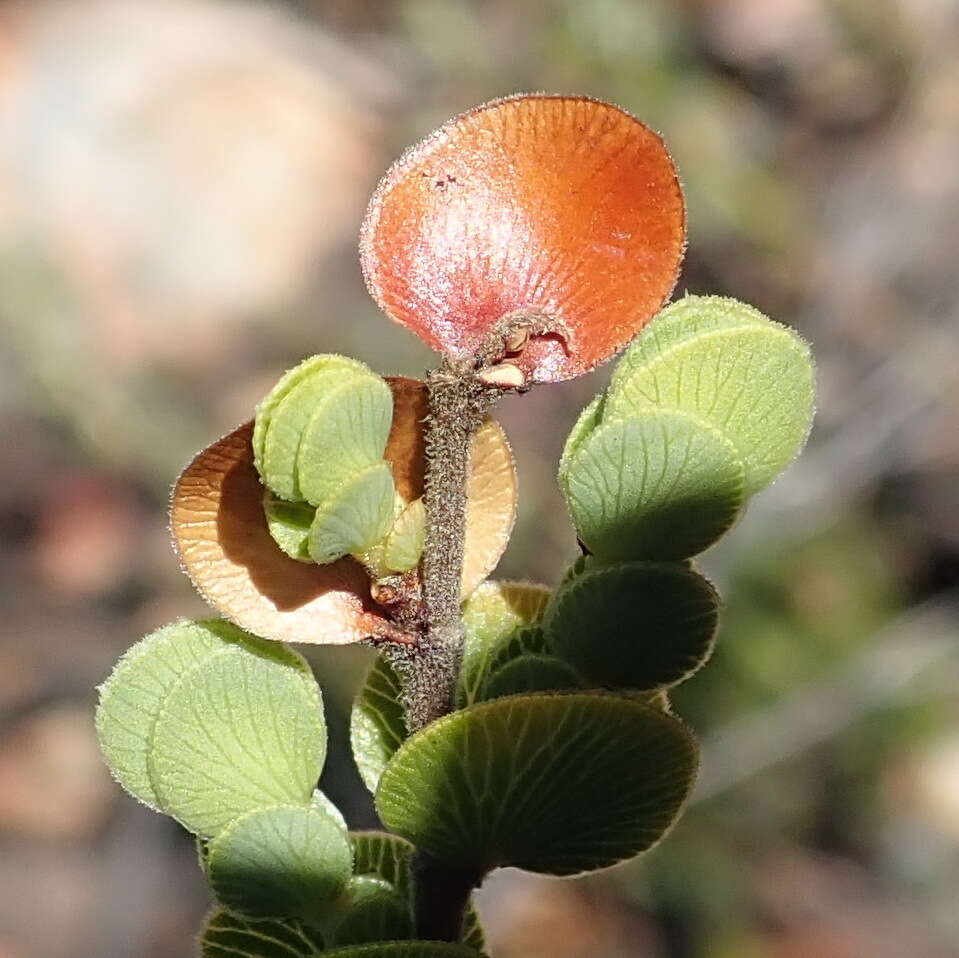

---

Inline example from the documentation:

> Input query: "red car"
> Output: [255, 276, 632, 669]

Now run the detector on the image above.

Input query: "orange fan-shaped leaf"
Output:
[360, 94, 686, 383]
[171, 378, 517, 645]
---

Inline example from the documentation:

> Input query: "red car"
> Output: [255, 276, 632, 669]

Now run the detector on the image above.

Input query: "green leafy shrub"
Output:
[95, 94, 814, 956]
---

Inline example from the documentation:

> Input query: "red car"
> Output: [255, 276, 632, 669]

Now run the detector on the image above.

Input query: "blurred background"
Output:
[0, 0, 957, 955]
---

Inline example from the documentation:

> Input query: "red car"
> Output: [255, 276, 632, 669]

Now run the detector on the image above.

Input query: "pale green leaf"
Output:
[562, 410, 745, 561]
[200, 908, 324, 958]
[96, 619, 260, 809]
[546, 562, 719, 691]
[457, 581, 552, 707]
[606, 298, 815, 494]
[309, 463, 396, 565]
[148, 641, 325, 837]
[350, 657, 407, 795]
[297, 376, 393, 507]
[558, 392, 605, 477]
[478, 654, 581, 701]
[312, 789, 348, 834]
[383, 498, 426, 573]
[611, 294, 768, 390]
[254, 354, 370, 486]
[331, 876, 414, 946]
[263, 491, 315, 561]
[208, 804, 352, 922]
[376, 694, 698, 876]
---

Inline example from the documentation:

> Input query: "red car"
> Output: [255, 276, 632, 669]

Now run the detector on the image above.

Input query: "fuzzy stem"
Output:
[395, 361, 490, 732]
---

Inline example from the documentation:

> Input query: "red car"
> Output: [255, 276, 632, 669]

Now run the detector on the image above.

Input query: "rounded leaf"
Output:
[383, 498, 426, 573]
[561, 410, 746, 561]
[361, 95, 685, 382]
[351, 657, 407, 795]
[208, 804, 352, 921]
[546, 562, 719, 691]
[201, 909, 324, 958]
[350, 831, 414, 898]
[606, 297, 815, 494]
[96, 619, 252, 809]
[263, 491, 315, 561]
[458, 581, 552, 706]
[148, 641, 325, 837]
[331, 876, 414, 946]
[261, 362, 375, 501]
[297, 375, 394, 507]
[479, 654, 582, 701]
[376, 694, 698, 876]
[308, 463, 396, 565]
[171, 422, 394, 645]
[253, 354, 370, 473]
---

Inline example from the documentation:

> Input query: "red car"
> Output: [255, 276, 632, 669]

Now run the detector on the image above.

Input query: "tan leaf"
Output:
[171, 422, 392, 645]
[171, 377, 516, 644]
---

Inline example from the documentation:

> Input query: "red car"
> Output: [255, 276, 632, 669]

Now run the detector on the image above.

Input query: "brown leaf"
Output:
[171, 378, 516, 643]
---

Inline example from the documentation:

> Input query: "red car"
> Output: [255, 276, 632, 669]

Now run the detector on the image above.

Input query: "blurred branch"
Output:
[694, 595, 959, 802]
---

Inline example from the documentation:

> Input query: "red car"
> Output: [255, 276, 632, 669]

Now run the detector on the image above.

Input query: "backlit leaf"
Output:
[351, 657, 407, 795]
[376, 694, 697, 875]
[478, 654, 581, 701]
[308, 463, 396, 565]
[546, 562, 719, 691]
[383, 498, 426, 573]
[148, 640, 325, 837]
[561, 410, 745, 561]
[96, 619, 251, 809]
[297, 375, 393, 507]
[200, 909, 324, 958]
[323, 945, 482, 957]
[331, 876, 414, 946]
[457, 581, 551, 706]
[263, 491, 315, 561]
[606, 296, 815, 494]
[360, 95, 685, 383]
[208, 803, 352, 921]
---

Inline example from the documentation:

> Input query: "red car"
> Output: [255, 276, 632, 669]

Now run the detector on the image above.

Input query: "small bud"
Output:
[476, 363, 526, 389]
[371, 580, 400, 606]
[503, 326, 531, 354]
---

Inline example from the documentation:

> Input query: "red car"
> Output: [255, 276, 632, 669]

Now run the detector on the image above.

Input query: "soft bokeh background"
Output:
[1, 1, 957, 955]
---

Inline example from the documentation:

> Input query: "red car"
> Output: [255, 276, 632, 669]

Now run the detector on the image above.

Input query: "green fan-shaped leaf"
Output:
[457, 581, 552, 707]
[201, 909, 324, 958]
[323, 945, 482, 958]
[208, 804, 351, 922]
[479, 655, 582, 701]
[383, 498, 426, 573]
[255, 354, 371, 492]
[611, 295, 768, 390]
[148, 641, 325, 837]
[263, 490, 316, 561]
[350, 831, 413, 899]
[562, 410, 745, 561]
[558, 392, 605, 476]
[331, 876, 414, 946]
[351, 657, 407, 795]
[606, 298, 814, 494]
[309, 462, 396, 565]
[376, 694, 698, 876]
[312, 789, 348, 833]
[298, 376, 394, 507]
[96, 619, 260, 809]
[485, 627, 549, 676]
[546, 562, 719, 691]
[461, 907, 486, 954]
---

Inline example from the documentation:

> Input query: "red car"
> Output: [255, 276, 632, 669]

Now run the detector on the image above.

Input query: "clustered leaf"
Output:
[559, 295, 815, 561]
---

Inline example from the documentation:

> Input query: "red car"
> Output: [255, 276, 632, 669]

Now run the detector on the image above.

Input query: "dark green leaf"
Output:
[376, 694, 697, 876]
[331, 876, 414, 946]
[546, 562, 719, 691]
[478, 654, 581, 701]
[200, 908, 324, 958]
[561, 410, 745, 561]
[208, 804, 352, 921]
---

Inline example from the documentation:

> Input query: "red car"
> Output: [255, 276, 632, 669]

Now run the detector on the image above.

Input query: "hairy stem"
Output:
[393, 361, 491, 732]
